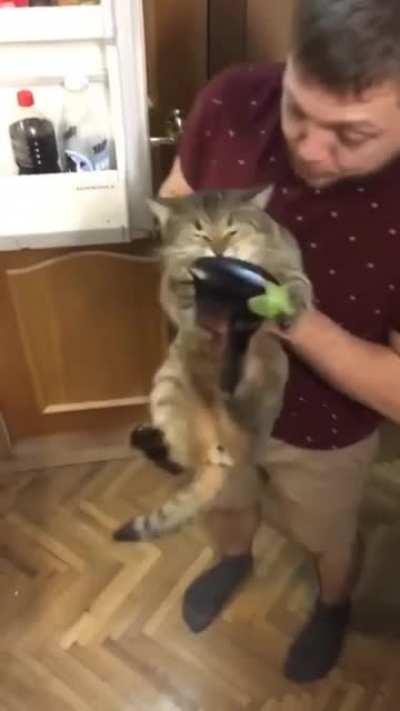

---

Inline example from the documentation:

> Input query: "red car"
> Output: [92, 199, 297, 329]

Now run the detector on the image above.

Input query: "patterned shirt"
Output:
[178, 63, 400, 449]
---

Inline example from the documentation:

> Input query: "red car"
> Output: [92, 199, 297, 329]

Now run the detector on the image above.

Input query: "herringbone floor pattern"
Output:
[1, 452, 400, 710]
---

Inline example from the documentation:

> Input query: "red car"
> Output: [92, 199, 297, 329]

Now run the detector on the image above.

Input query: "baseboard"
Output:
[0, 424, 135, 474]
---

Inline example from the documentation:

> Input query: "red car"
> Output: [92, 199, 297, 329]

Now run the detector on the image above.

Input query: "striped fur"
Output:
[115, 187, 312, 541]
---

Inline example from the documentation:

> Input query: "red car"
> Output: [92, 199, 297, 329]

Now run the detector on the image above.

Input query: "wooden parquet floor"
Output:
[1, 452, 400, 711]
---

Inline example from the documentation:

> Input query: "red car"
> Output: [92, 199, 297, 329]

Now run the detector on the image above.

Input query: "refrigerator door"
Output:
[112, 0, 152, 233]
[0, 0, 152, 249]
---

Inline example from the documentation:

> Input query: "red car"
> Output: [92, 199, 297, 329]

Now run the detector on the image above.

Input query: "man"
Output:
[159, 0, 400, 683]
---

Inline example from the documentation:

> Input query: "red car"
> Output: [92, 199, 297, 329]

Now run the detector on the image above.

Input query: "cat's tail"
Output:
[113, 458, 229, 541]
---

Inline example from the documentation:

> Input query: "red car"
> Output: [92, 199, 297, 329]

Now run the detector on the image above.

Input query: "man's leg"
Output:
[283, 537, 357, 683]
[263, 433, 379, 683]
[316, 532, 364, 605]
[183, 468, 261, 633]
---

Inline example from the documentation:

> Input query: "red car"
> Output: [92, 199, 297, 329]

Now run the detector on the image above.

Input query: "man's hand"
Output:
[265, 308, 400, 424]
[159, 158, 193, 198]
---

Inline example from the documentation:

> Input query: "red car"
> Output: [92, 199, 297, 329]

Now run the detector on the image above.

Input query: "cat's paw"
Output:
[224, 385, 260, 431]
[279, 278, 313, 330]
[113, 519, 142, 542]
[131, 425, 184, 475]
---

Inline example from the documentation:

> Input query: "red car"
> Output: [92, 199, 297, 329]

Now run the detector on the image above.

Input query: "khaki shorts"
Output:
[211, 432, 380, 555]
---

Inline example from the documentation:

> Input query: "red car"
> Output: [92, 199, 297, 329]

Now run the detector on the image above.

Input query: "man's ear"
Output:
[248, 184, 275, 211]
[147, 197, 172, 230]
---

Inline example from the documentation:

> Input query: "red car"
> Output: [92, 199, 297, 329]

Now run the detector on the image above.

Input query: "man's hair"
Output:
[292, 0, 400, 93]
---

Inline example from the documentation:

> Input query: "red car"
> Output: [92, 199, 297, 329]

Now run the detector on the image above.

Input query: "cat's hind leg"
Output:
[130, 357, 191, 474]
[130, 425, 183, 475]
[114, 402, 230, 542]
[149, 357, 195, 467]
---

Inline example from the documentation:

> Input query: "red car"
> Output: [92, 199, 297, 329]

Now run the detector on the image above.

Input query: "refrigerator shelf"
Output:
[0, 5, 112, 44]
[0, 170, 129, 249]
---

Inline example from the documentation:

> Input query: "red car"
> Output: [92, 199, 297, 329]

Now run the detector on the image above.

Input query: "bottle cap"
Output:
[64, 75, 89, 92]
[17, 89, 34, 107]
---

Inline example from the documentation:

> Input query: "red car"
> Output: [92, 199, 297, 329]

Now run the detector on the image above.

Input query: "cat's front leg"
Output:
[279, 274, 313, 330]
[226, 379, 283, 435]
[225, 331, 288, 430]
[224, 384, 262, 432]
[161, 266, 195, 328]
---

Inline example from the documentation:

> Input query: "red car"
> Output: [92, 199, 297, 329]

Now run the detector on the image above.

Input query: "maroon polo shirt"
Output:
[178, 63, 400, 450]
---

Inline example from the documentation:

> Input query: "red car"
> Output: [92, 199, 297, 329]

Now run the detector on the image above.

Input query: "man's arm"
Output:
[159, 158, 192, 198]
[279, 309, 400, 424]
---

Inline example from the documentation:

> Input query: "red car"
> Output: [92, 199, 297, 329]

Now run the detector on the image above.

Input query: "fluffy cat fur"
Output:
[113, 187, 312, 541]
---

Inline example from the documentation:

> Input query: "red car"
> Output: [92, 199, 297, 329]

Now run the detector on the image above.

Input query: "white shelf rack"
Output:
[0, 5, 113, 44]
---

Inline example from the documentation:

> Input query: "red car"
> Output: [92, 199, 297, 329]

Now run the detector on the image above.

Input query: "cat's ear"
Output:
[147, 197, 172, 230]
[248, 185, 275, 211]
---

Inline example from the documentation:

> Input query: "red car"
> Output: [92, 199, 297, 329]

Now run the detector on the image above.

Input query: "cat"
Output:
[113, 186, 312, 542]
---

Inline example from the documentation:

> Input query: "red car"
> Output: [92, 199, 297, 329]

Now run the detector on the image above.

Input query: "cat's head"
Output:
[147, 186, 276, 263]
[148, 186, 303, 327]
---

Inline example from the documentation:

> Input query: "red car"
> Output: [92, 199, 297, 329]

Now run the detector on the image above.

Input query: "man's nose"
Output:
[295, 126, 331, 164]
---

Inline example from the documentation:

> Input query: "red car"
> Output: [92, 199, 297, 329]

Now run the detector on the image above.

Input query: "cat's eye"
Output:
[193, 218, 212, 241]
[225, 227, 238, 237]
[225, 216, 238, 237]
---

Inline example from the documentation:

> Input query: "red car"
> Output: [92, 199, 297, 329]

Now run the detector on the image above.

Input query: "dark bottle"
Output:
[9, 89, 60, 174]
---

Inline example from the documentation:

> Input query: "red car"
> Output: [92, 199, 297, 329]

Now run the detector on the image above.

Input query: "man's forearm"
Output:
[282, 309, 400, 424]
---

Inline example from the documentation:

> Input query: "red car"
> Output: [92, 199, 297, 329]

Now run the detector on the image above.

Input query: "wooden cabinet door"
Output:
[246, 0, 296, 63]
[1, 244, 167, 469]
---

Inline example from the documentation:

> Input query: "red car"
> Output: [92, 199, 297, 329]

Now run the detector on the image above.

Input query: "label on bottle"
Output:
[10, 117, 60, 174]
[92, 139, 110, 171]
[10, 134, 32, 171]
[64, 149, 93, 172]
[63, 126, 109, 172]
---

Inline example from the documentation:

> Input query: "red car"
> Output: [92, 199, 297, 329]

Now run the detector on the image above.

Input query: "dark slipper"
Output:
[284, 598, 351, 683]
[182, 553, 253, 633]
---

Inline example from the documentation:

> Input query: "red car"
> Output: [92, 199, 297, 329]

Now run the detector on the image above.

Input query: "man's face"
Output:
[281, 59, 400, 188]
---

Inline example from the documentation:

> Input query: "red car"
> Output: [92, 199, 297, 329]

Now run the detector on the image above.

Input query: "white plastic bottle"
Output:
[60, 74, 112, 172]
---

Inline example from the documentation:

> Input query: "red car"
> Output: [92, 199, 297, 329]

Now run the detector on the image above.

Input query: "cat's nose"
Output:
[211, 239, 227, 256]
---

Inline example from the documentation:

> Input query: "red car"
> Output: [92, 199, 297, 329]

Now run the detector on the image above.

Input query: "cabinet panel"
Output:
[1, 244, 166, 465]
[8, 251, 163, 413]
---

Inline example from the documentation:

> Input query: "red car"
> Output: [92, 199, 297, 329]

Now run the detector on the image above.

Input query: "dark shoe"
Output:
[284, 598, 351, 683]
[183, 553, 253, 633]
[131, 425, 183, 475]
